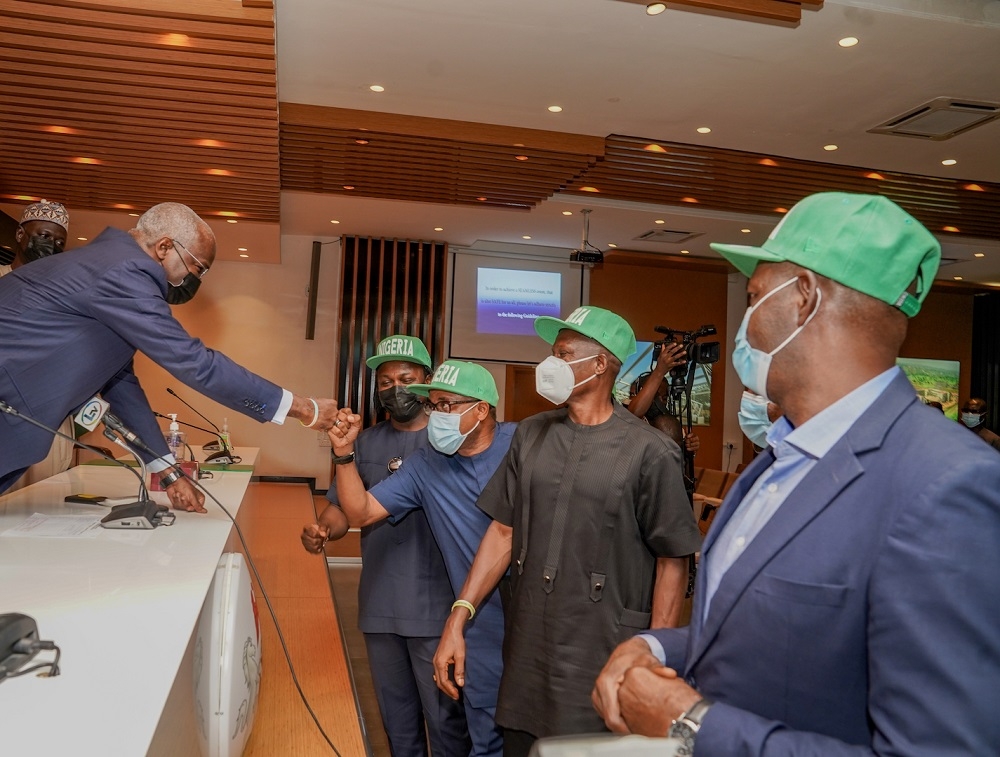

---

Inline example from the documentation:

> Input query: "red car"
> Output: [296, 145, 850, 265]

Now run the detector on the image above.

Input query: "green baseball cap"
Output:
[408, 360, 500, 406]
[366, 334, 433, 370]
[534, 306, 637, 363]
[711, 192, 941, 318]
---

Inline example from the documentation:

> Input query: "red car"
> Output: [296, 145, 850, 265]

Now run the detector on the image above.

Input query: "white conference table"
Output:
[0, 449, 258, 756]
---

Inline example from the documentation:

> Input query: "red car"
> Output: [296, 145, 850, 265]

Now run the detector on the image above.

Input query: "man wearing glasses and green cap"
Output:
[593, 192, 1000, 756]
[434, 305, 701, 755]
[328, 359, 516, 757]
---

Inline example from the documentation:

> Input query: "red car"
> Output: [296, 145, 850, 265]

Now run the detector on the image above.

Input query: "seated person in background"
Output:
[925, 400, 944, 412]
[301, 335, 469, 757]
[327, 360, 514, 757]
[960, 397, 1000, 451]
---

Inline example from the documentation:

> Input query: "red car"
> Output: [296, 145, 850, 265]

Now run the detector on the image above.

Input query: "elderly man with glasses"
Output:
[0, 202, 340, 510]
[329, 360, 516, 757]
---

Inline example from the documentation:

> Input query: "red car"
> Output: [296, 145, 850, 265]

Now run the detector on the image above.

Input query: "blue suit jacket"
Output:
[0, 227, 282, 491]
[648, 373, 1000, 755]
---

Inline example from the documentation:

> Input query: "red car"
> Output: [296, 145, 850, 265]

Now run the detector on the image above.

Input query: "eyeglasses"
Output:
[171, 239, 210, 279]
[421, 398, 480, 415]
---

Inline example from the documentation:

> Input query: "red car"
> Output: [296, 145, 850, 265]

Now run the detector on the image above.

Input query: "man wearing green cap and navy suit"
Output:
[329, 359, 515, 757]
[593, 192, 1000, 755]
[434, 305, 701, 755]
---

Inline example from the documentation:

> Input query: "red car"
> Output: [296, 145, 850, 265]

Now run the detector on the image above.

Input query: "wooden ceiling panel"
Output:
[0, 0, 280, 223]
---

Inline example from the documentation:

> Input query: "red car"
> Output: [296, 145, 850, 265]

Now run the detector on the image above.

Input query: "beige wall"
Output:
[133, 234, 342, 490]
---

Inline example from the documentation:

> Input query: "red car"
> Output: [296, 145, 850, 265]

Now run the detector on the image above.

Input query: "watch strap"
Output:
[159, 469, 185, 487]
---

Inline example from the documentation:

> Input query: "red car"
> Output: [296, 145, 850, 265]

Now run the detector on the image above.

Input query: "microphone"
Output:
[152, 412, 238, 465]
[164, 389, 238, 464]
[73, 396, 111, 434]
[0, 399, 173, 529]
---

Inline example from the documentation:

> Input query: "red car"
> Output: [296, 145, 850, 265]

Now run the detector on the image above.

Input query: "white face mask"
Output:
[535, 354, 599, 405]
[732, 277, 822, 401]
[961, 412, 984, 429]
[738, 391, 772, 448]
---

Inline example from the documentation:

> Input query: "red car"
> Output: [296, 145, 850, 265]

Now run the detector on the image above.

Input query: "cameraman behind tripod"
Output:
[627, 340, 701, 464]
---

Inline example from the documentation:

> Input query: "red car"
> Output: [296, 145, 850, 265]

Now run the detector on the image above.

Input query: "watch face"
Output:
[387, 456, 403, 473]
[668, 722, 696, 756]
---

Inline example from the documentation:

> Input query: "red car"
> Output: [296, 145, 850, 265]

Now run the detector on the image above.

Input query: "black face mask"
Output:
[379, 386, 423, 423]
[22, 235, 59, 264]
[166, 272, 201, 305]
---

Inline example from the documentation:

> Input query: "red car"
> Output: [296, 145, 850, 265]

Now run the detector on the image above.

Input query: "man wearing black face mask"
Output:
[0, 202, 340, 509]
[0, 199, 70, 276]
[302, 335, 470, 757]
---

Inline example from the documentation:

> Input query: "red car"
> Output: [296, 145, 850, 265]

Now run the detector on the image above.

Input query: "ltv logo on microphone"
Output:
[74, 397, 110, 432]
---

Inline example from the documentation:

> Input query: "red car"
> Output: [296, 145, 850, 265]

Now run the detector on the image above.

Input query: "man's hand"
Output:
[592, 636, 664, 733]
[433, 611, 469, 701]
[655, 342, 687, 375]
[327, 409, 362, 456]
[684, 432, 700, 455]
[289, 395, 340, 431]
[301, 523, 330, 554]
[164, 475, 206, 513]
[618, 667, 701, 737]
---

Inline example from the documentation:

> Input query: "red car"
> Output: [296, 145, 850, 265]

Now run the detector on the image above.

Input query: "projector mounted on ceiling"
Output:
[569, 208, 605, 265]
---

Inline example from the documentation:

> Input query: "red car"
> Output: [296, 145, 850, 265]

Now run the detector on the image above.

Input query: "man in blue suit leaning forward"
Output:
[0, 202, 339, 510]
[592, 192, 1000, 755]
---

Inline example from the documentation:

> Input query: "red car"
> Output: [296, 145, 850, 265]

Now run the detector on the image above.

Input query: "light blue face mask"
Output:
[961, 412, 984, 428]
[738, 391, 772, 448]
[426, 403, 480, 455]
[732, 276, 822, 401]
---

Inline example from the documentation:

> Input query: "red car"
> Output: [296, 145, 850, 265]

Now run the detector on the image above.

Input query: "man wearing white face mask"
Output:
[736, 390, 782, 450]
[593, 192, 1000, 756]
[328, 360, 515, 757]
[433, 305, 701, 756]
[959, 397, 1000, 452]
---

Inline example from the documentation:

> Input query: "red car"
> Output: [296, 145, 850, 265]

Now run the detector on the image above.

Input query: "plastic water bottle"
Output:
[165, 413, 186, 461]
[220, 417, 232, 451]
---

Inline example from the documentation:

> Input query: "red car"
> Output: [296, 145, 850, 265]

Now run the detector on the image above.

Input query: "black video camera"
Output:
[652, 324, 721, 380]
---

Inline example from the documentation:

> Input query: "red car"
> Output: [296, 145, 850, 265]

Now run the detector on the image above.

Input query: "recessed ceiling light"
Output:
[866, 172, 885, 180]
[433, 227, 444, 232]
[239, 254, 249, 258]
[775, 207, 789, 213]
[226, 219, 238, 224]
[77, 237, 87, 241]
[681, 197, 698, 203]
[823, 145, 838, 151]
[343, 185, 355, 190]
[43, 125, 76, 135]
[953, 276, 963, 281]
[330, 220, 340, 224]
[975, 252, 986, 258]
[646, 2, 667, 14]
[838, 37, 859, 48]
[759, 158, 778, 167]
[515, 155, 529, 161]
[476, 196, 487, 202]
[547, 105, 562, 113]
[522, 235, 532, 240]
[580, 186, 600, 192]
[72, 157, 100, 164]
[113, 203, 133, 210]
[562, 211, 573, 216]
[128, 212, 140, 217]
[206, 168, 233, 176]
[696, 127, 711, 134]
[160, 33, 191, 47]
[741, 228, 751, 233]
[965, 184, 985, 192]
[607, 243, 618, 248]
[680, 250, 690, 255]
[943, 226, 960, 232]
[195, 139, 225, 148]
[655, 219, 665, 224]
[218, 211, 238, 217]
[369, 85, 384, 92]
[4, 194, 38, 201]
[237, 247, 248, 252]
[355, 139, 369, 145]
[644, 144, 666, 153]
[942, 159, 957, 166]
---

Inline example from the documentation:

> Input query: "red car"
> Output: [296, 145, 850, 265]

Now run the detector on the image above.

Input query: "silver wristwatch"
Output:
[668, 697, 713, 755]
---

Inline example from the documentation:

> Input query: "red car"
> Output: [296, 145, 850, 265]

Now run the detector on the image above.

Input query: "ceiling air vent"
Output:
[869, 97, 1000, 141]
[634, 229, 703, 244]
